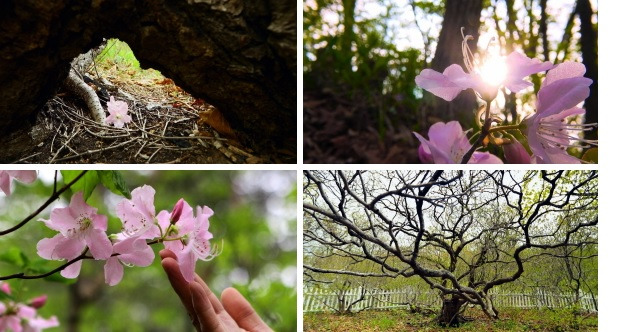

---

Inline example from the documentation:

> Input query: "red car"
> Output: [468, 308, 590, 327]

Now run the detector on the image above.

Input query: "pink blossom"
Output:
[36, 192, 113, 278]
[157, 200, 215, 282]
[0, 170, 37, 196]
[413, 121, 503, 164]
[415, 51, 552, 102]
[105, 96, 131, 128]
[0, 302, 58, 332]
[104, 237, 155, 286]
[524, 62, 595, 164]
[116, 185, 159, 239]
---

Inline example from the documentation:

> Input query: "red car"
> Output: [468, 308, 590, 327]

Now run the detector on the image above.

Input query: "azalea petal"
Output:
[0, 172, 10, 195]
[413, 132, 454, 164]
[123, 246, 155, 267]
[6, 170, 37, 184]
[417, 144, 433, 163]
[427, 121, 466, 151]
[469, 152, 504, 164]
[68, 192, 97, 219]
[115, 238, 155, 266]
[104, 257, 124, 286]
[48, 205, 79, 234]
[85, 229, 113, 259]
[541, 62, 586, 88]
[17, 304, 36, 319]
[61, 260, 83, 278]
[176, 247, 197, 283]
[6, 316, 22, 332]
[504, 52, 553, 93]
[28, 316, 59, 329]
[37, 234, 84, 260]
[415, 66, 469, 101]
[131, 185, 156, 218]
[536, 77, 592, 118]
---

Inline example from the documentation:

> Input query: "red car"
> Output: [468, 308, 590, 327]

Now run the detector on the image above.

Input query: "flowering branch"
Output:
[0, 170, 88, 236]
[0, 238, 159, 281]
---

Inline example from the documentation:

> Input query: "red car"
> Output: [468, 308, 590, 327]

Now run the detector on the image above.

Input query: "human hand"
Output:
[160, 249, 273, 332]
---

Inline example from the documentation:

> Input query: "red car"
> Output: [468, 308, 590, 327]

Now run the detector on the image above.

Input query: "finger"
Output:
[159, 249, 178, 260]
[161, 257, 197, 323]
[193, 274, 226, 314]
[221, 288, 272, 331]
[190, 281, 225, 331]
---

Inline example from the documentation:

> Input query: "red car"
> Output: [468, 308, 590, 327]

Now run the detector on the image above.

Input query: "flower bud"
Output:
[0, 282, 10, 294]
[29, 295, 47, 309]
[170, 199, 185, 225]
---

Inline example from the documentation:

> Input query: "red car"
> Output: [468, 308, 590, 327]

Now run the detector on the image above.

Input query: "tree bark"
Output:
[428, 0, 483, 122]
[540, 0, 550, 61]
[438, 295, 465, 326]
[0, 0, 295, 153]
[576, 0, 597, 141]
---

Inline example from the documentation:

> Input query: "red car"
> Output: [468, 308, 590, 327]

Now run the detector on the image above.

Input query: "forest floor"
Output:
[303, 307, 598, 331]
[2, 40, 293, 164]
[303, 89, 420, 164]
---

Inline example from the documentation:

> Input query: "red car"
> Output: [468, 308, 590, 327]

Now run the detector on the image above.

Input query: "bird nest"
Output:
[12, 68, 265, 164]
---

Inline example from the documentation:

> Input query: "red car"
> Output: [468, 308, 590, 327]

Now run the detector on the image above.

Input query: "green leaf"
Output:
[61, 170, 100, 201]
[98, 171, 131, 198]
[582, 148, 598, 163]
[0, 247, 29, 268]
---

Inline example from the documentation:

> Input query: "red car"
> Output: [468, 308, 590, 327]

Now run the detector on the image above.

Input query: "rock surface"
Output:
[0, 0, 296, 155]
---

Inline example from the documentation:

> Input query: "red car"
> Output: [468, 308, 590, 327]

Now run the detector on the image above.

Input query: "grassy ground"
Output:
[303, 307, 597, 331]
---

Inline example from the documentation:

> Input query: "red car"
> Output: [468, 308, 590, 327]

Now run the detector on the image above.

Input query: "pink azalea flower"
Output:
[157, 200, 215, 282]
[503, 140, 533, 164]
[0, 302, 59, 332]
[415, 31, 552, 102]
[104, 237, 155, 286]
[116, 185, 159, 239]
[415, 51, 552, 102]
[0, 170, 37, 196]
[105, 96, 131, 128]
[413, 121, 503, 164]
[36, 192, 113, 278]
[524, 62, 595, 164]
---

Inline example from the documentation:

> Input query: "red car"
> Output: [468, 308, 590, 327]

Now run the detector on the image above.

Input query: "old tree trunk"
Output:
[0, 0, 295, 159]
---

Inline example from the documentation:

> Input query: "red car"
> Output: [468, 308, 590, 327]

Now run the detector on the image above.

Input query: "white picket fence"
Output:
[303, 287, 598, 313]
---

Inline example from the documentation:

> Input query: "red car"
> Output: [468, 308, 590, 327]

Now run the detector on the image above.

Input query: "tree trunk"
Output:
[427, 0, 483, 122]
[576, 0, 597, 141]
[437, 295, 465, 326]
[540, 0, 550, 61]
[0, 0, 295, 154]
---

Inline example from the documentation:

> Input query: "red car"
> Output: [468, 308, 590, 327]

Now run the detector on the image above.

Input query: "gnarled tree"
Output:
[303, 170, 597, 326]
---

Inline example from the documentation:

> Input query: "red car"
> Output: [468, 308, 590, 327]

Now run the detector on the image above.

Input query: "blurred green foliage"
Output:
[303, 1, 436, 135]
[96, 39, 141, 69]
[0, 171, 296, 332]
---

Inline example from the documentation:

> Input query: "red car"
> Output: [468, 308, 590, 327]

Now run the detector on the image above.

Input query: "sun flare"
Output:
[479, 55, 507, 86]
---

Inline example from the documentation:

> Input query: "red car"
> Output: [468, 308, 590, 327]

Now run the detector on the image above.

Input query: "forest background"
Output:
[303, 0, 597, 163]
